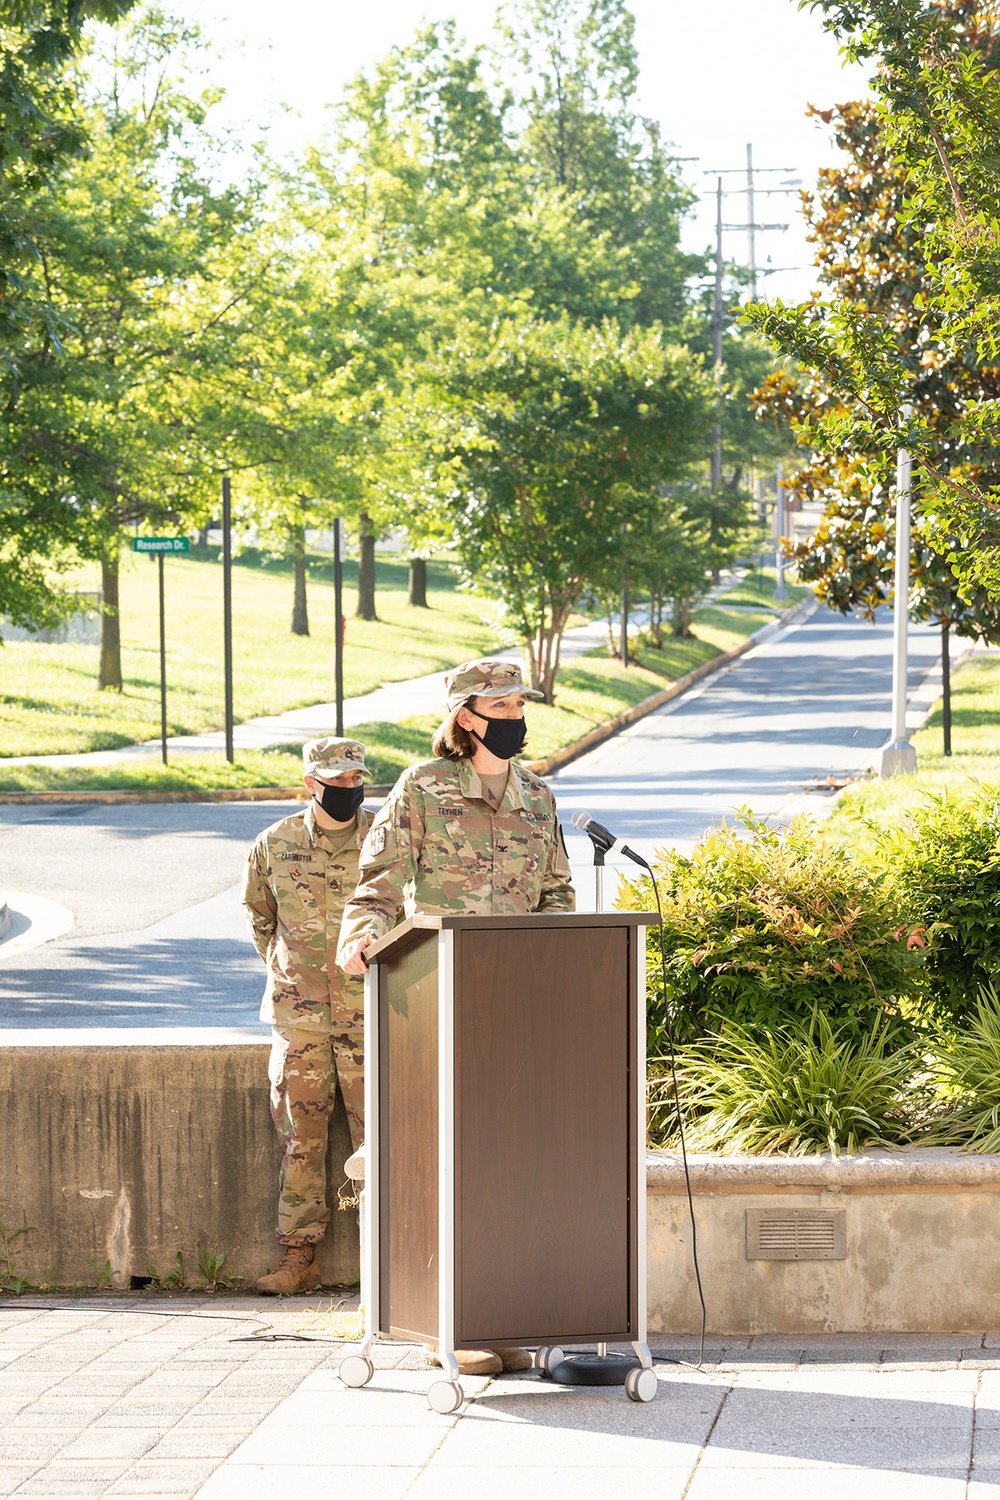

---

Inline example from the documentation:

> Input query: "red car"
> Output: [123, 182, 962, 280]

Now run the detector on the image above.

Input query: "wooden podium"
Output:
[337, 911, 659, 1410]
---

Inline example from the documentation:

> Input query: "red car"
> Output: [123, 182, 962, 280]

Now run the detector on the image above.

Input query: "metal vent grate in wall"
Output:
[745, 1208, 846, 1261]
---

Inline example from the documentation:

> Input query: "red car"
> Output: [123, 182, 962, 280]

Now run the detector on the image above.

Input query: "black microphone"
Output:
[570, 811, 650, 869]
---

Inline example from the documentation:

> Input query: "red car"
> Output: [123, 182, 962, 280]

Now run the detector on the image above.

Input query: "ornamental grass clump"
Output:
[617, 811, 925, 1053]
[649, 1012, 923, 1155]
[923, 987, 1000, 1152]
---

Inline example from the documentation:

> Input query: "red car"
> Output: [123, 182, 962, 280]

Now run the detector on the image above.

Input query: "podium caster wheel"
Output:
[428, 1379, 463, 1414]
[624, 1366, 658, 1403]
[338, 1354, 374, 1389]
[535, 1346, 566, 1378]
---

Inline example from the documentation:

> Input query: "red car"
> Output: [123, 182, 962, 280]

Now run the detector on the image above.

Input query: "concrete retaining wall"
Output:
[648, 1150, 1000, 1335]
[0, 1035, 356, 1289]
[4, 1042, 997, 1330]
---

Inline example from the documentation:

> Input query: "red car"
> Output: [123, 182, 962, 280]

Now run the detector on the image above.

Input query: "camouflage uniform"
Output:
[338, 661, 574, 950]
[243, 738, 371, 1248]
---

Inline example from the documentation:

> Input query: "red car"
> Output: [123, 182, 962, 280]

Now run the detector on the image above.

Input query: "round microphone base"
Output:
[545, 1352, 641, 1386]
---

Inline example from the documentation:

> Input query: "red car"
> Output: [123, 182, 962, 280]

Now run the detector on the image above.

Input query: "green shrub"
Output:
[617, 812, 924, 1051]
[924, 986, 1000, 1151]
[650, 1012, 922, 1155]
[859, 783, 1000, 1027]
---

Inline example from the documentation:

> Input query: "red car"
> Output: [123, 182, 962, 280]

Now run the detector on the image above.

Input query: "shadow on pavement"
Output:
[0, 936, 264, 1028]
[464, 1375, 976, 1477]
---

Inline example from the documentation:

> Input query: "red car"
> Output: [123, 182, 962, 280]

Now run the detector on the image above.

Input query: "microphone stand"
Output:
[545, 828, 642, 1390]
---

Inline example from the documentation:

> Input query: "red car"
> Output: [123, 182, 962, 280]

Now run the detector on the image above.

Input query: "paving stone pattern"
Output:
[5, 1302, 1000, 1497]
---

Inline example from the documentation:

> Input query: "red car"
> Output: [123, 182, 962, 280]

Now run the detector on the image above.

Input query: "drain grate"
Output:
[746, 1207, 846, 1261]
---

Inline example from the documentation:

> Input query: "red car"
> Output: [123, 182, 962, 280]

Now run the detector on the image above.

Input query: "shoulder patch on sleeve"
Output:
[368, 825, 387, 857]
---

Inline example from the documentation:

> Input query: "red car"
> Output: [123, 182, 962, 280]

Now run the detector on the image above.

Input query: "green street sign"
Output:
[132, 536, 190, 554]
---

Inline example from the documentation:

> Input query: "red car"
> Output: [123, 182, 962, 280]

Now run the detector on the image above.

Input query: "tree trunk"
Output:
[620, 568, 630, 667]
[671, 594, 693, 639]
[290, 524, 309, 636]
[356, 512, 378, 621]
[649, 589, 663, 648]
[408, 556, 429, 608]
[527, 598, 573, 705]
[98, 555, 122, 691]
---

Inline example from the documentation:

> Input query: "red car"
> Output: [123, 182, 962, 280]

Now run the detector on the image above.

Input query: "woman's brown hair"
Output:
[431, 698, 478, 761]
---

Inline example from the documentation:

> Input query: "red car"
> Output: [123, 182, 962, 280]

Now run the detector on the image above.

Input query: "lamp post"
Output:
[879, 409, 917, 776]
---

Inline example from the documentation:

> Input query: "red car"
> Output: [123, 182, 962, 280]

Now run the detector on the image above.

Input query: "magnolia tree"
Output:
[748, 0, 1000, 605]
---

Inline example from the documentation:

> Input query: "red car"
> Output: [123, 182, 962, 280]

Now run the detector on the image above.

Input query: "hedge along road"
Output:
[0, 606, 954, 1029]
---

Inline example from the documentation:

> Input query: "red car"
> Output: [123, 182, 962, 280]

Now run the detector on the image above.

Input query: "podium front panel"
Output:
[373, 914, 643, 1349]
[455, 923, 635, 1345]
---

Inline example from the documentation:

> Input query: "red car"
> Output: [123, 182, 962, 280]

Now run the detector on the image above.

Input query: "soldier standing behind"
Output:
[337, 658, 575, 1371]
[243, 736, 372, 1295]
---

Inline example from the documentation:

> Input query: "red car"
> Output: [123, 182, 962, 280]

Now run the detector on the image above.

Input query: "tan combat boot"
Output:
[424, 1343, 502, 1375]
[495, 1347, 532, 1371]
[256, 1244, 321, 1295]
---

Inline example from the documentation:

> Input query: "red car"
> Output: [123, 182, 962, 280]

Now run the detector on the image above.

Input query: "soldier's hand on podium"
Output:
[339, 935, 374, 974]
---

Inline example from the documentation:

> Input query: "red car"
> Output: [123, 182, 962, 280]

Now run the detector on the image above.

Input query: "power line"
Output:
[704, 143, 800, 300]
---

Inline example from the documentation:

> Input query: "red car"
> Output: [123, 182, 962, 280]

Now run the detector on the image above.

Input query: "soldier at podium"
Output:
[337, 656, 575, 1373]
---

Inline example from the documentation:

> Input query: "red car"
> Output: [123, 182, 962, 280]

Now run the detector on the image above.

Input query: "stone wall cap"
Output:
[647, 1147, 1000, 1189]
[0, 1027, 269, 1048]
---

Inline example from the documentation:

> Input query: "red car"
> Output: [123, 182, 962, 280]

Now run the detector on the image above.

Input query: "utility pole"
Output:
[711, 177, 724, 489]
[703, 151, 799, 488]
[746, 144, 758, 302]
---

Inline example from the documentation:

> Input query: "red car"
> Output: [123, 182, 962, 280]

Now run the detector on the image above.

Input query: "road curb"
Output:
[523, 593, 818, 778]
[0, 595, 816, 805]
[0, 784, 396, 806]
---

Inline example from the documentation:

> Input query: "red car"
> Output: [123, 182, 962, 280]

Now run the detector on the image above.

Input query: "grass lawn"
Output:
[826, 651, 1000, 837]
[0, 580, 785, 793]
[0, 551, 506, 758]
[719, 565, 809, 611]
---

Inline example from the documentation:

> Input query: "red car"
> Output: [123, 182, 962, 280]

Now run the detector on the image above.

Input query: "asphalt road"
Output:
[0, 606, 950, 1028]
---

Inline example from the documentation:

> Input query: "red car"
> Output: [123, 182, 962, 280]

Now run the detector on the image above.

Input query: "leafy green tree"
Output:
[500, 0, 702, 333]
[438, 313, 712, 700]
[2, 10, 264, 685]
[0, 0, 139, 627]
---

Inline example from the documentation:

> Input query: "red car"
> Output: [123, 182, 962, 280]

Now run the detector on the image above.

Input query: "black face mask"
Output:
[468, 713, 527, 760]
[315, 782, 365, 822]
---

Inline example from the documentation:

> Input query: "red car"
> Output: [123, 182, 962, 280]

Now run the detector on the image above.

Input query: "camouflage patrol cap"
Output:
[302, 736, 371, 781]
[445, 658, 543, 712]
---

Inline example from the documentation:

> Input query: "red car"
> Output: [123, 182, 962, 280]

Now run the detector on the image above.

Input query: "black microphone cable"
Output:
[576, 813, 708, 1367]
[645, 865, 708, 1370]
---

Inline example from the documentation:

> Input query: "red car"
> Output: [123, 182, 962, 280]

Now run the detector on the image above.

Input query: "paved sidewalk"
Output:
[0, 609, 639, 769]
[2, 574, 752, 768]
[5, 1299, 1000, 1497]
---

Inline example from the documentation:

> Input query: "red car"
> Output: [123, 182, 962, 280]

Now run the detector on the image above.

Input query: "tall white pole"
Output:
[879, 410, 917, 776]
[774, 461, 788, 603]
